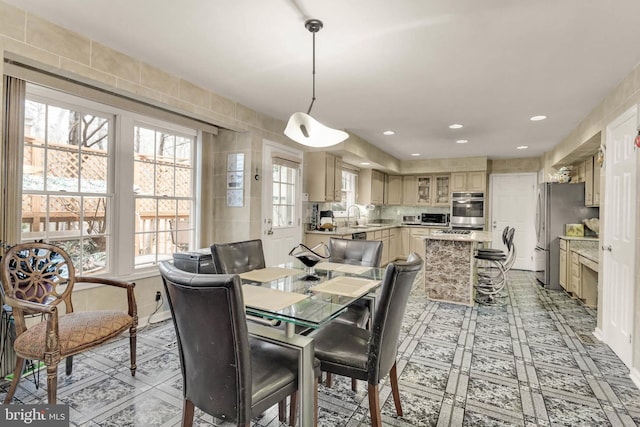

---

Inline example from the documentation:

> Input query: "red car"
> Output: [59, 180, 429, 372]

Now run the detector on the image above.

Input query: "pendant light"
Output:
[284, 19, 348, 147]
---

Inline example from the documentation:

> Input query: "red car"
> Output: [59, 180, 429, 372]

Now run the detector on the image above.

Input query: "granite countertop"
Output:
[305, 224, 398, 235]
[560, 235, 599, 241]
[424, 230, 492, 242]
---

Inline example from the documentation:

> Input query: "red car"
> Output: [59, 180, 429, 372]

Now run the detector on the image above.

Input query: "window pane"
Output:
[47, 149, 79, 191]
[135, 126, 156, 157]
[80, 153, 108, 193]
[24, 100, 46, 141]
[47, 105, 74, 145]
[84, 197, 107, 235]
[134, 160, 154, 195]
[175, 166, 191, 197]
[82, 114, 109, 149]
[47, 196, 81, 237]
[22, 194, 47, 238]
[23, 145, 45, 191]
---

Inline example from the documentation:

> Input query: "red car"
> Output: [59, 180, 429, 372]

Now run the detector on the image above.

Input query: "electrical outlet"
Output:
[155, 291, 161, 302]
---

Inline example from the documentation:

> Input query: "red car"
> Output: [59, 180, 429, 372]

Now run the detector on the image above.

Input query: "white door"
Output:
[489, 173, 537, 270]
[602, 105, 637, 367]
[262, 141, 303, 266]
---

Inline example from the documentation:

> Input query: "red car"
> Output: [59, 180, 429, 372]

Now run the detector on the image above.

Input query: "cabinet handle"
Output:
[602, 245, 612, 252]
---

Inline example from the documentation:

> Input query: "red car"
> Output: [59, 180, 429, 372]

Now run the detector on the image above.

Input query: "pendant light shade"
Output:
[284, 112, 348, 148]
[284, 19, 348, 147]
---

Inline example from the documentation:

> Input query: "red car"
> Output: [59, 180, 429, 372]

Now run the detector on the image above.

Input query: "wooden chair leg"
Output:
[288, 391, 298, 426]
[129, 327, 137, 376]
[182, 399, 195, 427]
[351, 378, 358, 392]
[325, 372, 332, 388]
[65, 355, 73, 375]
[368, 383, 382, 427]
[389, 362, 403, 416]
[3, 357, 25, 403]
[46, 362, 58, 404]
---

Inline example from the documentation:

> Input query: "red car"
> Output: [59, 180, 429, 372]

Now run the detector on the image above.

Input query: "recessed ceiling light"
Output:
[530, 115, 547, 121]
[449, 124, 463, 129]
[360, 162, 371, 166]
[456, 139, 468, 144]
[410, 153, 420, 156]
[383, 130, 395, 135]
[517, 145, 528, 150]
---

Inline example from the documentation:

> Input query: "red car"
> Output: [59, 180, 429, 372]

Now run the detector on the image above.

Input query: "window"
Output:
[134, 125, 194, 268]
[272, 160, 297, 227]
[341, 169, 358, 208]
[20, 84, 197, 276]
[22, 97, 112, 274]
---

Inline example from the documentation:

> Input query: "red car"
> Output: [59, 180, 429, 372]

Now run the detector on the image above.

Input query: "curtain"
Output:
[0, 75, 25, 253]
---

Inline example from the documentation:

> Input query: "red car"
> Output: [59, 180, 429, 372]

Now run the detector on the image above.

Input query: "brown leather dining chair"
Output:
[158, 261, 305, 426]
[310, 252, 423, 427]
[0, 242, 137, 404]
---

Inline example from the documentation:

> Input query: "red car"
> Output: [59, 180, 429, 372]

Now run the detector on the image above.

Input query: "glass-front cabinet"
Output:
[417, 176, 432, 205]
[434, 175, 450, 206]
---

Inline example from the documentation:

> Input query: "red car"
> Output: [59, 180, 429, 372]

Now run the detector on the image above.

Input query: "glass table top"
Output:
[240, 260, 385, 330]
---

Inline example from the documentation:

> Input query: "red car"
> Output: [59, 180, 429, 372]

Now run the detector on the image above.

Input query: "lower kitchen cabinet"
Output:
[389, 228, 400, 261]
[559, 237, 599, 306]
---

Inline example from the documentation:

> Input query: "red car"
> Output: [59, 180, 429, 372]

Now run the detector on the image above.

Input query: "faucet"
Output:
[346, 205, 361, 227]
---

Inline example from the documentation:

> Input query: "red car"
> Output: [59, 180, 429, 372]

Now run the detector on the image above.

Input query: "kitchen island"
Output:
[422, 230, 492, 306]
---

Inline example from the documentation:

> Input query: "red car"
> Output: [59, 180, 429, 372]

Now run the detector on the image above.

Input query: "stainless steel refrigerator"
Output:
[534, 182, 598, 289]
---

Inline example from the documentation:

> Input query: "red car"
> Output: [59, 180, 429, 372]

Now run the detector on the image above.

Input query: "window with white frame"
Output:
[20, 84, 197, 276]
[341, 169, 358, 208]
[272, 159, 298, 227]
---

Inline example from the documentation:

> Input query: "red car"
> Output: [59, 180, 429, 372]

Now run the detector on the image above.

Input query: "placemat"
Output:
[242, 285, 308, 311]
[310, 276, 379, 297]
[239, 267, 300, 282]
[315, 262, 372, 275]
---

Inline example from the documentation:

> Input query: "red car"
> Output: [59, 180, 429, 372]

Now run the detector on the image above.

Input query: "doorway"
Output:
[600, 105, 637, 368]
[489, 173, 537, 270]
[261, 141, 303, 266]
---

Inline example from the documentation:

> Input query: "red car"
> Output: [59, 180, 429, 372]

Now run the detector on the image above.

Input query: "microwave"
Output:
[421, 213, 449, 226]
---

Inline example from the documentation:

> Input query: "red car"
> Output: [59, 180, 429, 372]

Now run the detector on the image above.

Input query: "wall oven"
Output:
[450, 192, 485, 230]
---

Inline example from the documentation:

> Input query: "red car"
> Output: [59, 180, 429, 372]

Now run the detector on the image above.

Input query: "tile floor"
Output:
[1, 270, 639, 426]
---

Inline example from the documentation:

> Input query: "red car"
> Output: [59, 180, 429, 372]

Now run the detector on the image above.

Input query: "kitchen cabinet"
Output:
[584, 155, 600, 207]
[416, 175, 450, 206]
[303, 152, 342, 202]
[559, 237, 599, 304]
[385, 175, 403, 205]
[400, 228, 411, 258]
[559, 239, 568, 290]
[358, 169, 385, 205]
[570, 250, 581, 295]
[417, 176, 432, 205]
[402, 176, 418, 205]
[450, 171, 486, 192]
[389, 227, 400, 261]
[366, 228, 390, 266]
[304, 232, 351, 249]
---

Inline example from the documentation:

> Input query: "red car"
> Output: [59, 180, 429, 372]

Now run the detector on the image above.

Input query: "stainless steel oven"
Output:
[451, 192, 485, 230]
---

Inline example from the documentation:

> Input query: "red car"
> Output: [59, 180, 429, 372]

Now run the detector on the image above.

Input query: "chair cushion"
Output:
[14, 311, 134, 359]
[311, 321, 371, 380]
[333, 304, 370, 328]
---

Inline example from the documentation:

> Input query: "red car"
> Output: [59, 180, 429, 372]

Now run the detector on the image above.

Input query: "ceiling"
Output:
[7, 0, 640, 161]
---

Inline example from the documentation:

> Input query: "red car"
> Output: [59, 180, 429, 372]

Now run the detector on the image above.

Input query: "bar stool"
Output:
[475, 227, 515, 305]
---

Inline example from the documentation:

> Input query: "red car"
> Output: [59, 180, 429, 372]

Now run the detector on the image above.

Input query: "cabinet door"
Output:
[433, 175, 450, 206]
[570, 251, 581, 295]
[372, 170, 385, 205]
[386, 175, 403, 205]
[467, 172, 486, 192]
[334, 157, 342, 202]
[559, 248, 567, 290]
[400, 228, 411, 257]
[325, 154, 336, 201]
[450, 172, 466, 192]
[593, 156, 600, 206]
[584, 157, 593, 206]
[417, 176, 432, 205]
[381, 237, 390, 266]
[403, 176, 418, 205]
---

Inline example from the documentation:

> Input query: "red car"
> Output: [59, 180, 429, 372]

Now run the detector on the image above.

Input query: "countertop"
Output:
[573, 247, 599, 263]
[424, 230, 492, 242]
[305, 223, 448, 235]
[560, 235, 599, 242]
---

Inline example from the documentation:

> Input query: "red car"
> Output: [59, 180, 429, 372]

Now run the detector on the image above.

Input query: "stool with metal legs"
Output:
[475, 227, 515, 305]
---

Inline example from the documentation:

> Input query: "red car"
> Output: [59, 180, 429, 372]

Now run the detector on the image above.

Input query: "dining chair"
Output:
[1, 242, 137, 404]
[328, 237, 382, 328]
[309, 252, 423, 427]
[210, 239, 266, 274]
[158, 261, 312, 426]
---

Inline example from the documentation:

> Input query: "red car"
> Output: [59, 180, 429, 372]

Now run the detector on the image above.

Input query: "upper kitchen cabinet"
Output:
[385, 175, 403, 205]
[358, 169, 385, 205]
[433, 175, 451, 206]
[403, 176, 418, 205]
[417, 176, 432, 205]
[584, 155, 600, 207]
[304, 152, 342, 202]
[416, 174, 450, 206]
[450, 171, 486, 192]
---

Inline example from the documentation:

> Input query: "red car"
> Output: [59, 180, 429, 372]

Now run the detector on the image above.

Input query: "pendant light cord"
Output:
[306, 29, 316, 115]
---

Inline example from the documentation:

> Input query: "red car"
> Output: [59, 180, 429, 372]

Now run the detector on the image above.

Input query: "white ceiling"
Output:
[7, 0, 640, 160]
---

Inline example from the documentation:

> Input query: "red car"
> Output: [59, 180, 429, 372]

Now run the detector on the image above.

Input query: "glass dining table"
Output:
[239, 259, 385, 426]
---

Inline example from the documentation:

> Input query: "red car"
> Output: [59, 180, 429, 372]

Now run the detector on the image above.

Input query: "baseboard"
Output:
[630, 367, 640, 390]
[593, 327, 604, 341]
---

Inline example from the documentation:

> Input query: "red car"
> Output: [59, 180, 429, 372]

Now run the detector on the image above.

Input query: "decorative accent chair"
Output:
[158, 261, 311, 426]
[310, 253, 423, 427]
[0, 242, 137, 404]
